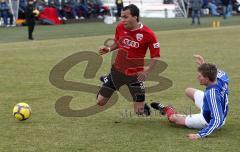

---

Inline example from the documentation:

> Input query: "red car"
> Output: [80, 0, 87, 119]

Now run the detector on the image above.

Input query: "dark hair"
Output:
[123, 4, 140, 22]
[198, 63, 217, 82]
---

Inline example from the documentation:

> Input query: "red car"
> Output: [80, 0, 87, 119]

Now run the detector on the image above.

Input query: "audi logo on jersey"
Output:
[121, 38, 140, 48]
[153, 42, 160, 48]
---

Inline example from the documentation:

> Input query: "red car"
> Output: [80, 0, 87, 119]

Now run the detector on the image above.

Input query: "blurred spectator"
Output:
[202, 0, 209, 7]
[35, 0, 46, 11]
[65, 0, 80, 19]
[25, 0, 36, 40]
[78, 0, 89, 19]
[49, 0, 67, 20]
[90, 0, 105, 19]
[38, 5, 61, 24]
[8, 10, 13, 26]
[19, 0, 27, 19]
[0, 0, 13, 27]
[115, 0, 123, 19]
[222, 0, 232, 18]
[190, 0, 203, 24]
[208, 0, 220, 15]
[233, 0, 240, 13]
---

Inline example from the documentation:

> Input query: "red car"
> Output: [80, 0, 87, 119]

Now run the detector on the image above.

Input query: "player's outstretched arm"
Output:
[99, 47, 111, 55]
[137, 57, 159, 82]
[193, 54, 205, 65]
[99, 41, 118, 55]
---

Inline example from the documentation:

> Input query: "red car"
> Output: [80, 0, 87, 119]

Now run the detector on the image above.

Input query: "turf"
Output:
[0, 17, 240, 152]
[0, 16, 240, 43]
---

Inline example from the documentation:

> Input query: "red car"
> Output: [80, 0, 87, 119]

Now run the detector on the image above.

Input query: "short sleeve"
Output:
[148, 33, 160, 58]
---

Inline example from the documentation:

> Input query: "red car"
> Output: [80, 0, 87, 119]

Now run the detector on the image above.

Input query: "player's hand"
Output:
[187, 133, 201, 140]
[99, 47, 110, 55]
[193, 54, 205, 65]
[137, 71, 148, 82]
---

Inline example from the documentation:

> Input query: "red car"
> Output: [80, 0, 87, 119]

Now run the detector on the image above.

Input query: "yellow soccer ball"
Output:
[33, 9, 40, 17]
[13, 103, 32, 121]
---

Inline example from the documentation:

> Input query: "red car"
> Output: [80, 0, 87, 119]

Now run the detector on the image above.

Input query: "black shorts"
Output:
[99, 66, 145, 102]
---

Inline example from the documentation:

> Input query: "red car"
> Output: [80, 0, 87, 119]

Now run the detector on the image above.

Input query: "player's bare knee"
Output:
[185, 88, 196, 101]
[97, 94, 108, 106]
[185, 88, 193, 97]
[97, 100, 107, 106]
[134, 101, 144, 113]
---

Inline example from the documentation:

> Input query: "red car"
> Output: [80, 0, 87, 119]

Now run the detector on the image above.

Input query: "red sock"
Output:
[164, 107, 176, 118]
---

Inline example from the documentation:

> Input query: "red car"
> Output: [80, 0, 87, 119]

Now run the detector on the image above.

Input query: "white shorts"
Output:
[193, 90, 204, 110]
[185, 90, 208, 129]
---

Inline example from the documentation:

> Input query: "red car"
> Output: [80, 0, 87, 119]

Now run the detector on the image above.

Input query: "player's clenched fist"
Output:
[99, 47, 111, 55]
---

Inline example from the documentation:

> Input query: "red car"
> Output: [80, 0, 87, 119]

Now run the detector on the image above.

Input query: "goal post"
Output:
[8, 0, 20, 25]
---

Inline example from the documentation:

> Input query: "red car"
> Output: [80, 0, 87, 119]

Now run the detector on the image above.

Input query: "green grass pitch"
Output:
[0, 17, 240, 152]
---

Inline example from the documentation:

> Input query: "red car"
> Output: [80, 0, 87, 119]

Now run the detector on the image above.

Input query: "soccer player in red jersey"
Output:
[97, 4, 160, 115]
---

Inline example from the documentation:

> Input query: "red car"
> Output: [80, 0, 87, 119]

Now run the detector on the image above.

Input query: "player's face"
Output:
[197, 72, 209, 85]
[121, 10, 138, 29]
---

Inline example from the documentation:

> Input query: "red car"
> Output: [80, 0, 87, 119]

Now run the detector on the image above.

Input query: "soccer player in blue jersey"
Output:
[151, 55, 229, 140]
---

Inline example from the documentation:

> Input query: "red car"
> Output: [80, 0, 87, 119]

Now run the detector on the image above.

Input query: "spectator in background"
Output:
[65, 0, 80, 19]
[190, 0, 203, 25]
[49, 0, 67, 20]
[38, 4, 62, 25]
[208, 0, 220, 15]
[78, 0, 89, 19]
[0, 0, 10, 27]
[222, 0, 232, 19]
[202, 0, 209, 8]
[35, 0, 46, 11]
[115, 0, 123, 19]
[90, 0, 104, 19]
[25, 0, 36, 40]
[19, 0, 27, 19]
[7, 8, 13, 26]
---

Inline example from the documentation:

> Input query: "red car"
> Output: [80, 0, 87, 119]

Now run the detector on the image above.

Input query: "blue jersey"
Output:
[198, 70, 229, 137]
